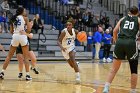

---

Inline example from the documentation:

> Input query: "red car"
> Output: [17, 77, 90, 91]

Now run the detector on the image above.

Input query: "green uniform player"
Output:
[103, 6, 140, 93]
[114, 15, 139, 60]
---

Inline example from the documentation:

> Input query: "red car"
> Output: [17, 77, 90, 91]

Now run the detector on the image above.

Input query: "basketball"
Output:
[77, 31, 87, 42]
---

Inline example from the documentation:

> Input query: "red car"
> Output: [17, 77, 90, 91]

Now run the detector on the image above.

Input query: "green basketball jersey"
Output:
[118, 15, 139, 39]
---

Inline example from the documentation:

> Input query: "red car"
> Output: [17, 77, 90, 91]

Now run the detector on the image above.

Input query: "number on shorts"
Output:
[123, 21, 134, 30]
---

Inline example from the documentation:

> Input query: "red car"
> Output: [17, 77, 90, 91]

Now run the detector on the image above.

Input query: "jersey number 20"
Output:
[123, 21, 134, 30]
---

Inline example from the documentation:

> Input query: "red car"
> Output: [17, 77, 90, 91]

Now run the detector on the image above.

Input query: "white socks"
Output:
[130, 89, 136, 93]
[1, 69, 5, 72]
[76, 72, 80, 77]
[105, 82, 111, 87]
[26, 72, 30, 76]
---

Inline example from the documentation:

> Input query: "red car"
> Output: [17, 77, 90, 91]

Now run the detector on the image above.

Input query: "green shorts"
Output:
[113, 38, 139, 60]
[16, 44, 32, 54]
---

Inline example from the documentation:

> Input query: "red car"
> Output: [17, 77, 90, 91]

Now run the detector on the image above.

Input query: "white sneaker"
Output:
[76, 75, 81, 84]
[103, 58, 106, 62]
[107, 58, 112, 62]
[130, 90, 137, 93]
[103, 86, 109, 93]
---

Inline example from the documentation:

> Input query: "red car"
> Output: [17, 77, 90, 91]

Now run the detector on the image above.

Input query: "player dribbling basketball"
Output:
[57, 19, 81, 83]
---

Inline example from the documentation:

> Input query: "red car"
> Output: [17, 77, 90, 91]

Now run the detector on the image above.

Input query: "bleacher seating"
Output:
[1, 0, 124, 61]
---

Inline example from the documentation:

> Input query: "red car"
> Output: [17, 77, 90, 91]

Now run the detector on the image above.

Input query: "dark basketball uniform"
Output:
[113, 15, 139, 60]
[16, 37, 32, 54]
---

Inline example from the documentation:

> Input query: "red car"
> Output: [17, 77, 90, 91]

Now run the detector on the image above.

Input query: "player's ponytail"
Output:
[10, 7, 25, 25]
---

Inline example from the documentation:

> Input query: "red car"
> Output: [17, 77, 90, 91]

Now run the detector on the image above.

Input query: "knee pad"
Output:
[128, 60, 138, 74]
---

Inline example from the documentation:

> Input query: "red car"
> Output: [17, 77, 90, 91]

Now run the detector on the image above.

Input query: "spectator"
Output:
[87, 31, 93, 52]
[75, 6, 82, 25]
[100, 16, 110, 29]
[8, 0, 18, 8]
[0, 11, 8, 33]
[102, 29, 112, 62]
[82, 12, 89, 26]
[93, 27, 103, 59]
[108, 26, 113, 36]
[32, 14, 44, 34]
[0, 0, 10, 14]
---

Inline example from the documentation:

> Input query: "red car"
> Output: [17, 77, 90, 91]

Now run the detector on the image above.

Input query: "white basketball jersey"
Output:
[13, 15, 25, 34]
[62, 28, 76, 48]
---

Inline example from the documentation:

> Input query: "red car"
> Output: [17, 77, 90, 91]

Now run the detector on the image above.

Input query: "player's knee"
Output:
[129, 60, 138, 74]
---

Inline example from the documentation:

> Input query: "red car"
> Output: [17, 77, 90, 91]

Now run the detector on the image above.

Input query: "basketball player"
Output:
[103, 6, 140, 93]
[57, 19, 81, 83]
[16, 19, 39, 79]
[0, 7, 32, 80]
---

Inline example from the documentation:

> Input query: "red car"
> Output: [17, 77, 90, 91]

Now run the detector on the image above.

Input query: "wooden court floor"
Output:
[0, 61, 140, 93]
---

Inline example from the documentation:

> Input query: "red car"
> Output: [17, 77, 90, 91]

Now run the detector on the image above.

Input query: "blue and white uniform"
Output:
[11, 15, 28, 47]
[62, 28, 76, 60]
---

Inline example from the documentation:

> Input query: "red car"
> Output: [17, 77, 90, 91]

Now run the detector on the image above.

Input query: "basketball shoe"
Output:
[26, 75, 32, 81]
[0, 72, 4, 79]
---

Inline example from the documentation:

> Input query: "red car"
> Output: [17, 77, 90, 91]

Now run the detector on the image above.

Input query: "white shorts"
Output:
[61, 46, 76, 60]
[11, 34, 29, 47]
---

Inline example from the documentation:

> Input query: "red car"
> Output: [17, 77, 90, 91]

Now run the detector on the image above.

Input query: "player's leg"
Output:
[126, 40, 138, 93]
[103, 40, 124, 92]
[0, 34, 20, 79]
[62, 50, 73, 68]
[16, 45, 24, 79]
[0, 45, 16, 79]
[17, 54, 24, 78]
[129, 60, 138, 93]
[103, 59, 122, 93]
[29, 51, 39, 74]
[69, 50, 80, 83]
[21, 45, 32, 80]
[67, 59, 74, 68]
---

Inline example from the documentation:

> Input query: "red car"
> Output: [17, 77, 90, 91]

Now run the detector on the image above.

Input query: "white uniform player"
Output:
[0, 7, 32, 80]
[58, 20, 80, 83]
[11, 15, 28, 47]
[61, 28, 76, 59]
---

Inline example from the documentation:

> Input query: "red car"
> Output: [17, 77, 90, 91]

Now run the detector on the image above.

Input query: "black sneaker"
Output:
[0, 72, 4, 79]
[18, 73, 23, 80]
[26, 75, 32, 81]
[32, 68, 39, 74]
